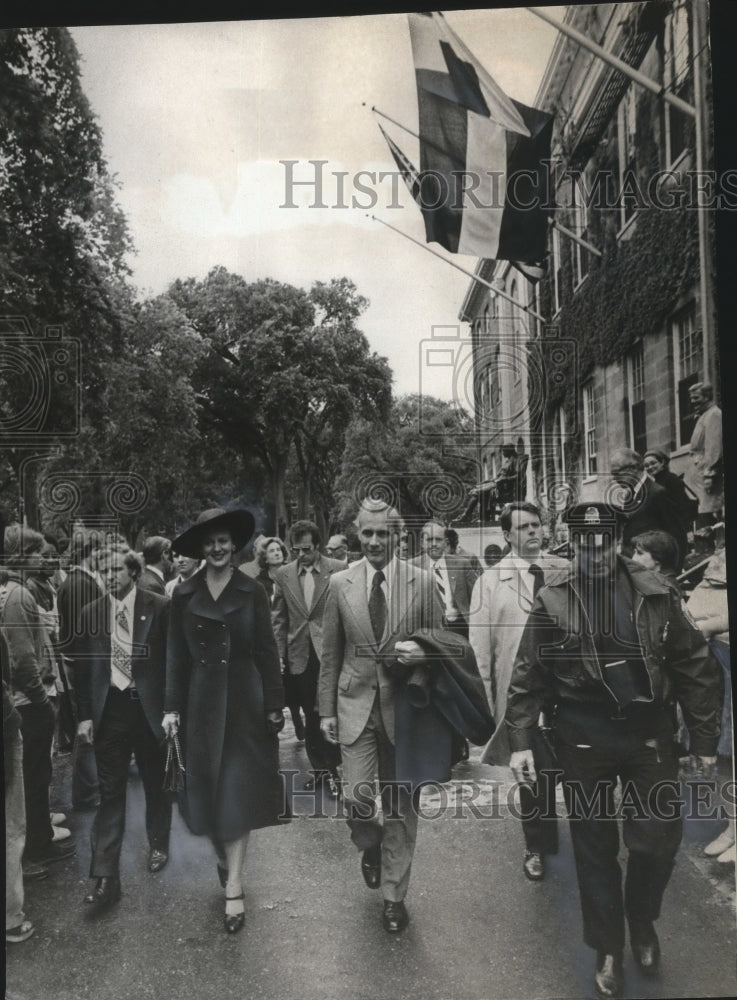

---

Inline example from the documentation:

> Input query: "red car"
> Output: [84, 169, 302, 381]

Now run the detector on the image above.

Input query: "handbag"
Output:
[163, 734, 186, 794]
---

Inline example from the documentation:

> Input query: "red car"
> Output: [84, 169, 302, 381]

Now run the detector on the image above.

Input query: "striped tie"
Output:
[433, 563, 446, 604]
[112, 606, 132, 688]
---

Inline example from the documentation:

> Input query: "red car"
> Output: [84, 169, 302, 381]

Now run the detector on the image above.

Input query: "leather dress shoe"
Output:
[84, 876, 121, 910]
[594, 952, 623, 998]
[324, 772, 342, 799]
[382, 900, 409, 934]
[361, 845, 381, 889]
[523, 851, 545, 881]
[148, 848, 169, 873]
[630, 921, 660, 974]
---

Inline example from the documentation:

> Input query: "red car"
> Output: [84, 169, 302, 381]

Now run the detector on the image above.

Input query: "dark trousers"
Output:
[557, 737, 682, 955]
[519, 727, 559, 856]
[90, 687, 171, 877]
[291, 643, 341, 777]
[18, 701, 56, 859]
[64, 660, 100, 808]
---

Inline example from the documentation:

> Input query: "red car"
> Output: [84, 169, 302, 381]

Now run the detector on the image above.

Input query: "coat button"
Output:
[221, 659, 227, 664]
[200, 659, 205, 664]
[197, 624, 203, 629]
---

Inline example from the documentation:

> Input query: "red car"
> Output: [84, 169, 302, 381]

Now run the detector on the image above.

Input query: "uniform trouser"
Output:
[291, 643, 341, 777]
[5, 729, 26, 927]
[341, 694, 419, 903]
[17, 702, 55, 860]
[90, 688, 171, 877]
[556, 737, 682, 955]
[519, 727, 560, 856]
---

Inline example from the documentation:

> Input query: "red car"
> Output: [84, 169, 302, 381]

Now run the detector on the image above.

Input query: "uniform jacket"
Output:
[469, 552, 569, 765]
[164, 568, 285, 838]
[319, 557, 447, 747]
[411, 551, 482, 619]
[73, 587, 169, 740]
[272, 555, 346, 671]
[505, 557, 721, 758]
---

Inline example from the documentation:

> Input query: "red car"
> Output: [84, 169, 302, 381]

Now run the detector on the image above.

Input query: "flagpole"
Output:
[370, 215, 546, 323]
[526, 6, 696, 118]
[551, 220, 602, 259]
[366, 104, 464, 167]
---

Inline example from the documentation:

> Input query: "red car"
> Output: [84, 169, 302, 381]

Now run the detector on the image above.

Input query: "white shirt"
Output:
[109, 587, 136, 690]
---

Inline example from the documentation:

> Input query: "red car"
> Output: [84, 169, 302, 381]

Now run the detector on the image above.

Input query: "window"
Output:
[483, 304, 490, 337]
[582, 383, 597, 476]
[672, 304, 702, 447]
[626, 342, 647, 454]
[573, 176, 590, 285]
[665, 2, 692, 166]
[618, 85, 638, 227]
[553, 405, 566, 482]
[552, 226, 562, 314]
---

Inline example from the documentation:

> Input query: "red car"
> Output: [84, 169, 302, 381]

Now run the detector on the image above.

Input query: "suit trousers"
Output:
[291, 642, 341, 776]
[556, 736, 682, 955]
[18, 701, 55, 860]
[90, 687, 171, 877]
[518, 727, 560, 856]
[341, 693, 419, 903]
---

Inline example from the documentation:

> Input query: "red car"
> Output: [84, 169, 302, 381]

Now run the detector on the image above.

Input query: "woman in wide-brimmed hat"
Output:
[162, 508, 288, 934]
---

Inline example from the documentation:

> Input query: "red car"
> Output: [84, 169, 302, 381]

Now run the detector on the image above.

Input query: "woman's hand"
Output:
[162, 712, 179, 738]
[265, 710, 285, 736]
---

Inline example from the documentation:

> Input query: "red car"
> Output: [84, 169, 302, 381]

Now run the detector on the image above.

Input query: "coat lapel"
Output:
[132, 588, 154, 652]
[378, 560, 418, 650]
[310, 560, 331, 614]
[344, 560, 375, 647]
[282, 562, 309, 617]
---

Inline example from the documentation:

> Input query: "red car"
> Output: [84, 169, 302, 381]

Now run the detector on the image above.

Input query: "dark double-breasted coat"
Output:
[164, 568, 286, 842]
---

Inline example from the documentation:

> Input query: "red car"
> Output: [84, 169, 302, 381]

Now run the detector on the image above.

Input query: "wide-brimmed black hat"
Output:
[171, 507, 255, 558]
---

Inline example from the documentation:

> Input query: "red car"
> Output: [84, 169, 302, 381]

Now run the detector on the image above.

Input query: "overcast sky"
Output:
[70, 8, 563, 400]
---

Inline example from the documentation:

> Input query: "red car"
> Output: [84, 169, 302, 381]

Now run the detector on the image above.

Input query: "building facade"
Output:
[459, 0, 717, 523]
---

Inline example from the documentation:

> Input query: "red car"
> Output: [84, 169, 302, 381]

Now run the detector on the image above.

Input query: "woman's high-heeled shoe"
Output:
[224, 893, 245, 934]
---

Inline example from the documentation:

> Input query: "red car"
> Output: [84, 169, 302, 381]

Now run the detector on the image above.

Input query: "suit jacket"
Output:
[56, 566, 103, 654]
[73, 588, 169, 741]
[318, 557, 448, 747]
[272, 556, 346, 672]
[139, 566, 167, 597]
[619, 477, 684, 561]
[469, 552, 569, 765]
[411, 552, 482, 619]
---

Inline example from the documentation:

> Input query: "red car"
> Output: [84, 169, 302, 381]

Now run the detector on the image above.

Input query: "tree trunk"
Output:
[271, 456, 289, 540]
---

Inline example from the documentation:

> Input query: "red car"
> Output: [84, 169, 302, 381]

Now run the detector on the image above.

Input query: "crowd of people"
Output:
[2, 422, 733, 999]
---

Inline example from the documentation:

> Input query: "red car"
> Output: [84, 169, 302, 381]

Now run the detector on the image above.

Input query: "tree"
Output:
[0, 28, 133, 526]
[167, 268, 391, 536]
[334, 394, 478, 534]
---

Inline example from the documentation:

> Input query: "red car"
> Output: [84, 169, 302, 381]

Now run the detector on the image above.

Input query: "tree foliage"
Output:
[334, 394, 478, 530]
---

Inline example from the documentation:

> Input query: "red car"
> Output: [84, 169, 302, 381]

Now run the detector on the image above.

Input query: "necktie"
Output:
[528, 564, 544, 599]
[369, 570, 387, 644]
[433, 563, 446, 605]
[112, 605, 132, 688]
[302, 567, 315, 610]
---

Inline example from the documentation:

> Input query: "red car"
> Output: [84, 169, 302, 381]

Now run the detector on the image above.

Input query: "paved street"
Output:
[6, 724, 736, 1000]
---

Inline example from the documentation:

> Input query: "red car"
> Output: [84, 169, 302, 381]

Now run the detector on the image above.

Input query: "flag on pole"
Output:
[403, 11, 554, 276]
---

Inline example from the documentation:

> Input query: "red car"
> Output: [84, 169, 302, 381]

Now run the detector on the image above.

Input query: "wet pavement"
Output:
[5, 723, 736, 1000]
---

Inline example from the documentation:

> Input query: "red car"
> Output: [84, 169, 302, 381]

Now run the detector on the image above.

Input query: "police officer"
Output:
[505, 502, 721, 999]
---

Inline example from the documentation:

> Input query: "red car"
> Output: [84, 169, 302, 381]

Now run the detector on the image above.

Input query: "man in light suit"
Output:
[272, 520, 345, 797]
[470, 502, 569, 882]
[74, 543, 171, 911]
[411, 520, 482, 638]
[319, 499, 464, 934]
